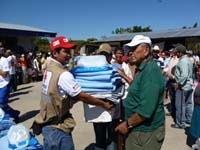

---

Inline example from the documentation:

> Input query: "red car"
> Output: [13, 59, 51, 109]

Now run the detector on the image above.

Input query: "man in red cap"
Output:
[32, 36, 112, 150]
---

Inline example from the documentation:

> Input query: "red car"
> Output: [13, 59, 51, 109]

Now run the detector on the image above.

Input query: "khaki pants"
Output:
[126, 125, 165, 150]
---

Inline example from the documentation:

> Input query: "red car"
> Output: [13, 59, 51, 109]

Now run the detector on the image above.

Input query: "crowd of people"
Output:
[145, 40, 200, 149]
[1, 34, 200, 150]
[0, 43, 49, 122]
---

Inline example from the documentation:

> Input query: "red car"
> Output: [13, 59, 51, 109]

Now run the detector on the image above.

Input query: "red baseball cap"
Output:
[50, 36, 75, 51]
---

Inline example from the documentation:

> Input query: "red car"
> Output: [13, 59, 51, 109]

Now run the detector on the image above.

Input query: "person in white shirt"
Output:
[5, 50, 17, 92]
[0, 50, 19, 122]
[32, 53, 41, 81]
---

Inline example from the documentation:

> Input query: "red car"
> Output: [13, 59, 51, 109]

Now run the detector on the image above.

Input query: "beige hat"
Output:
[152, 45, 160, 51]
[95, 43, 112, 54]
[6, 49, 11, 54]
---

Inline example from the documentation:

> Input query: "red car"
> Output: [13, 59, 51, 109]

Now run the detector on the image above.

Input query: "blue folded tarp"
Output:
[71, 66, 112, 73]
[0, 115, 15, 138]
[77, 80, 114, 89]
[81, 87, 115, 93]
[74, 70, 115, 76]
[76, 74, 113, 81]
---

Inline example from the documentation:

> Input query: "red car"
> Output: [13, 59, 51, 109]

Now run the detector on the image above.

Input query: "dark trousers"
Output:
[167, 79, 176, 122]
[9, 74, 17, 92]
[93, 119, 119, 149]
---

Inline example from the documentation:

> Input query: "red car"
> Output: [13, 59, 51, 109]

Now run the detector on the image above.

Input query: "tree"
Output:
[33, 38, 50, 52]
[72, 38, 97, 52]
[112, 25, 152, 34]
[182, 22, 199, 29]
[193, 22, 198, 28]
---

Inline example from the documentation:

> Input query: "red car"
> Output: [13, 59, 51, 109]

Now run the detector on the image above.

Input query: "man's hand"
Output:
[116, 69, 125, 76]
[115, 121, 129, 135]
[0, 70, 8, 78]
[175, 83, 179, 91]
[116, 69, 133, 85]
[103, 101, 113, 111]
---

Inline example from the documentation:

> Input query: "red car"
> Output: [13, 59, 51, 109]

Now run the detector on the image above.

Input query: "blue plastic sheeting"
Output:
[9, 132, 43, 150]
[75, 72, 121, 81]
[77, 80, 114, 88]
[76, 74, 113, 81]
[112, 63, 123, 70]
[77, 55, 108, 67]
[0, 119, 15, 131]
[81, 87, 115, 93]
[89, 84, 125, 104]
[71, 66, 112, 73]
[0, 115, 15, 138]
[73, 70, 115, 76]
[0, 132, 43, 150]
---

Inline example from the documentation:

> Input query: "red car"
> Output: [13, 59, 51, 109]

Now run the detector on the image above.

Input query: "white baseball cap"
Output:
[125, 35, 152, 47]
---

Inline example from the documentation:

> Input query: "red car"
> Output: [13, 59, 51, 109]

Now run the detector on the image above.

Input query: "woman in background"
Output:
[190, 64, 200, 146]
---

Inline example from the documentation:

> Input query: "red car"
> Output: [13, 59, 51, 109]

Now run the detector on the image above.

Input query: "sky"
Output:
[1, 0, 200, 40]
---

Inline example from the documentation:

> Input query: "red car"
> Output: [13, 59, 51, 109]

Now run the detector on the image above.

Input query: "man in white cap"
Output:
[115, 35, 165, 150]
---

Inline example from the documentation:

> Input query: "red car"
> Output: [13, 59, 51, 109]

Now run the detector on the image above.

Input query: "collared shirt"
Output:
[166, 56, 179, 78]
[174, 55, 193, 91]
[123, 59, 165, 132]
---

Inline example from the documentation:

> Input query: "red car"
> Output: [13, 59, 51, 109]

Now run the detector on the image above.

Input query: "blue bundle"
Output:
[0, 114, 15, 138]
[72, 56, 124, 103]
[73, 65, 121, 93]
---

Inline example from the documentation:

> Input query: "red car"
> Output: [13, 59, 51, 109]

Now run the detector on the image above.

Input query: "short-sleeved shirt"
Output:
[123, 59, 165, 132]
[173, 55, 193, 91]
[0, 57, 10, 88]
[58, 71, 81, 98]
[49, 58, 82, 98]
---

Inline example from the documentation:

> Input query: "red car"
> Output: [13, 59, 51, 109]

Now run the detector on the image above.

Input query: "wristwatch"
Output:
[126, 120, 133, 129]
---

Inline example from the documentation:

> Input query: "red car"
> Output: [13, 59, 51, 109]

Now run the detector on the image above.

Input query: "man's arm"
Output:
[0, 70, 8, 78]
[115, 113, 145, 135]
[75, 91, 113, 111]
[116, 69, 133, 85]
[174, 60, 189, 86]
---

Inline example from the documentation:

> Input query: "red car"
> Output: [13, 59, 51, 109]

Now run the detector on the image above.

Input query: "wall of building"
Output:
[17, 36, 35, 51]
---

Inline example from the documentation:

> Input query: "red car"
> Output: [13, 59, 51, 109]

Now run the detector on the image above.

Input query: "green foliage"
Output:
[33, 37, 97, 53]
[72, 38, 97, 52]
[112, 25, 152, 34]
[86, 38, 97, 42]
[182, 22, 199, 29]
[33, 38, 50, 52]
[193, 22, 198, 28]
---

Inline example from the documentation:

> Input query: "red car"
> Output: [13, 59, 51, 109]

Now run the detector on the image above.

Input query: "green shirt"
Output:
[124, 59, 165, 132]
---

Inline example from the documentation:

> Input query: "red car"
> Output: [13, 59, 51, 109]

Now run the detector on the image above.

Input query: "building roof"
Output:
[0, 22, 56, 37]
[96, 27, 200, 42]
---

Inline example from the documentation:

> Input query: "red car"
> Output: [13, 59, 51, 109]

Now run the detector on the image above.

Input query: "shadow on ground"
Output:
[16, 85, 34, 92]
[8, 97, 20, 103]
[164, 102, 171, 113]
[18, 110, 40, 124]
[84, 143, 96, 150]
[9, 90, 32, 98]
[185, 127, 196, 148]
